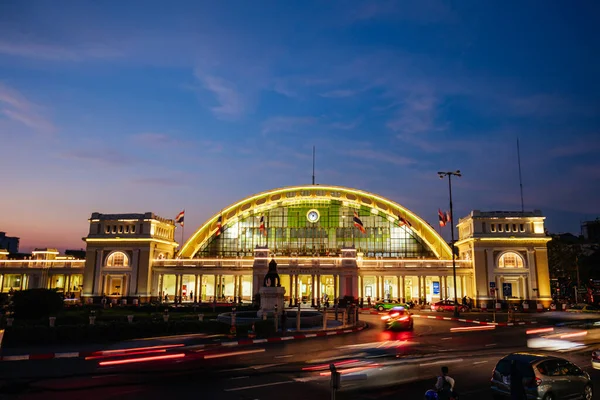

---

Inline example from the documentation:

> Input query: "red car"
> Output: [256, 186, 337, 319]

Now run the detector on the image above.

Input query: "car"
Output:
[374, 299, 409, 312]
[592, 350, 600, 370]
[381, 307, 413, 331]
[431, 300, 468, 313]
[491, 352, 593, 400]
[566, 304, 600, 313]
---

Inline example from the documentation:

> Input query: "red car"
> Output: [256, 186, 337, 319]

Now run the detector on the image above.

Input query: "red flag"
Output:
[438, 209, 447, 227]
[175, 210, 185, 227]
[353, 211, 366, 233]
[259, 215, 267, 236]
[216, 215, 223, 236]
[397, 214, 412, 228]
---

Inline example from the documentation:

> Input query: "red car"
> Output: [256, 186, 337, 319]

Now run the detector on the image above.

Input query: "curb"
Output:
[410, 314, 538, 327]
[0, 325, 367, 362]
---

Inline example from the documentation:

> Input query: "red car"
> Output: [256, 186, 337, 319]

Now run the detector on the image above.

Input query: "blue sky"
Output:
[1, 0, 599, 251]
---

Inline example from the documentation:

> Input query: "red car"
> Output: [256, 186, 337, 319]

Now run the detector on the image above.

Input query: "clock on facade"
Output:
[306, 209, 320, 223]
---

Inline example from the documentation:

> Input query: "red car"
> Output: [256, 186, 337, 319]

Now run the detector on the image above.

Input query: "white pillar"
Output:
[399, 276, 404, 301]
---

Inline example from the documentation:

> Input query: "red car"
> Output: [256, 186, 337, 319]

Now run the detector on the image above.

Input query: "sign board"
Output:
[503, 283, 512, 297]
[489, 282, 496, 289]
[433, 282, 440, 295]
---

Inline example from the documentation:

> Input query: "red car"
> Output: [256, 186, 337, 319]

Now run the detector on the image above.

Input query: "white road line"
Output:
[485, 343, 497, 347]
[420, 358, 463, 367]
[228, 376, 249, 380]
[304, 333, 316, 338]
[2, 355, 29, 361]
[205, 349, 265, 360]
[441, 337, 452, 340]
[281, 336, 294, 341]
[253, 339, 268, 344]
[55, 352, 80, 358]
[274, 354, 294, 359]
[252, 363, 283, 370]
[224, 380, 293, 391]
[473, 360, 489, 365]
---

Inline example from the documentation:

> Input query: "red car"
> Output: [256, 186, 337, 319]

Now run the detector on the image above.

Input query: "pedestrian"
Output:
[435, 366, 456, 400]
[509, 360, 526, 399]
[462, 296, 467, 307]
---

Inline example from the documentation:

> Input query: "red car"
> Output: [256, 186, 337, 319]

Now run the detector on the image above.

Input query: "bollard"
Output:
[127, 315, 134, 324]
[330, 364, 341, 400]
[198, 313, 204, 322]
[163, 313, 169, 322]
[49, 317, 56, 328]
[550, 304, 556, 311]
[133, 299, 139, 306]
[323, 309, 327, 330]
[89, 316, 96, 325]
[296, 302, 301, 331]
[536, 303, 543, 312]
[262, 312, 267, 321]
[121, 299, 127, 306]
[481, 302, 487, 312]
[86, 298, 93, 305]
[562, 303, 567, 311]
[6, 318, 13, 327]
[111, 299, 117, 305]
[495, 303, 501, 311]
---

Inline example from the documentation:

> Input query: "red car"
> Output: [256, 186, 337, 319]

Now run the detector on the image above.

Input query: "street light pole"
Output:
[438, 170, 462, 318]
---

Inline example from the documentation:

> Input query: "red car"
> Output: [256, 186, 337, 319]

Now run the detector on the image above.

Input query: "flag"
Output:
[446, 211, 451, 224]
[175, 210, 185, 227]
[216, 215, 223, 236]
[259, 215, 267, 236]
[438, 209, 447, 227]
[353, 211, 366, 233]
[397, 214, 412, 228]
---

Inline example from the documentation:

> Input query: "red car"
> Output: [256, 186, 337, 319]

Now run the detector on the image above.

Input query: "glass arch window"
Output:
[498, 252, 524, 268]
[106, 251, 129, 267]
[194, 202, 435, 259]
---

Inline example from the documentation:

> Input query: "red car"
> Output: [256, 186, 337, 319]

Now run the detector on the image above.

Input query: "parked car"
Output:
[566, 303, 600, 313]
[374, 299, 410, 312]
[592, 350, 600, 370]
[431, 300, 468, 313]
[381, 307, 413, 331]
[491, 352, 592, 400]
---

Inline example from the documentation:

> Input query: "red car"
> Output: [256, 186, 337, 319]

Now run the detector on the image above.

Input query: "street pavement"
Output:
[1, 311, 599, 399]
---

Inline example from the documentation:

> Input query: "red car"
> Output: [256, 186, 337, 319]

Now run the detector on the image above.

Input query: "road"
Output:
[1, 312, 599, 399]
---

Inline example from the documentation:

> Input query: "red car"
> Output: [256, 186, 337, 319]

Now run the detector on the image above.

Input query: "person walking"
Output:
[435, 366, 456, 400]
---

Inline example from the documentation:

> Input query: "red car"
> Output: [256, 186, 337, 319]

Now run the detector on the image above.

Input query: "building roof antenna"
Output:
[312, 145, 316, 185]
[517, 137, 525, 213]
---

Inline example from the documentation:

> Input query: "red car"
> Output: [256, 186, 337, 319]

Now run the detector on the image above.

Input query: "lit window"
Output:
[505, 224, 510, 232]
[512, 224, 517, 232]
[519, 224, 525, 232]
[498, 252, 524, 268]
[131, 225, 136, 233]
[106, 251, 129, 267]
[105, 225, 110, 234]
[118, 225, 123, 234]
[111, 225, 116, 234]
[491, 224, 496, 232]
[125, 226, 130, 234]
[498, 224, 503, 232]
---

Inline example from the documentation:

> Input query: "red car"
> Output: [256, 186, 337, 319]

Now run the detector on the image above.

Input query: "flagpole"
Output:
[181, 209, 185, 248]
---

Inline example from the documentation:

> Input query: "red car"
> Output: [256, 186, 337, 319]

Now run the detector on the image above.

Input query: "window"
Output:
[111, 225, 116, 234]
[519, 224, 525, 232]
[505, 224, 510, 232]
[498, 224, 503, 232]
[125, 226, 130, 233]
[512, 224, 517, 232]
[498, 252, 524, 268]
[118, 225, 123, 234]
[106, 251, 129, 267]
[482, 222, 486, 233]
[491, 224, 496, 232]
[131, 225, 136, 234]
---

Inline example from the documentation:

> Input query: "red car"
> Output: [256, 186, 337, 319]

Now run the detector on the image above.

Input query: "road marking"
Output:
[252, 363, 283, 369]
[274, 354, 294, 359]
[473, 360, 489, 365]
[253, 339, 268, 344]
[55, 352, 80, 358]
[420, 358, 463, 367]
[485, 343, 497, 347]
[2, 355, 29, 361]
[441, 337, 452, 340]
[304, 333, 316, 338]
[224, 380, 293, 391]
[228, 376, 249, 380]
[204, 349, 265, 359]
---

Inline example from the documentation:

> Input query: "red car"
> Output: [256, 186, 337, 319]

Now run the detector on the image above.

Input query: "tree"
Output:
[12, 289, 64, 319]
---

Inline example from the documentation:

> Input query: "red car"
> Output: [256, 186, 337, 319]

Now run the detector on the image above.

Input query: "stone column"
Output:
[418, 276, 423, 302]
[316, 274, 321, 304]
[399, 276, 404, 302]
[233, 275, 238, 303]
[213, 274, 218, 300]
[334, 275, 338, 302]
[289, 274, 294, 302]
[0, 274, 4, 293]
[462, 275, 467, 297]
[311, 274, 316, 306]
[198, 274, 203, 302]
[444, 276, 449, 300]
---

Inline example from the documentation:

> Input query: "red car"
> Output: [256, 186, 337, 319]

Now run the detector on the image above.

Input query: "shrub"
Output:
[12, 289, 63, 319]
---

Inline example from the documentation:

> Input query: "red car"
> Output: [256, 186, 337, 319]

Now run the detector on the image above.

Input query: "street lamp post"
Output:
[438, 170, 462, 318]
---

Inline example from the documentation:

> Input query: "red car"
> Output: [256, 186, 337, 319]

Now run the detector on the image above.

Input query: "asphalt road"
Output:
[1, 312, 599, 399]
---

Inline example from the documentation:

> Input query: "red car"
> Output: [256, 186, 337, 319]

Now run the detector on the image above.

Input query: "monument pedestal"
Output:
[258, 286, 286, 318]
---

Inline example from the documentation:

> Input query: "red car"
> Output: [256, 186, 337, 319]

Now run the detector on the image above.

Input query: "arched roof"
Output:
[178, 185, 452, 259]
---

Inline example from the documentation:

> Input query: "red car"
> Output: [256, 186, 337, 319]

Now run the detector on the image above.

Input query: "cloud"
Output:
[0, 83, 56, 134]
[387, 93, 446, 136]
[261, 116, 317, 135]
[340, 148, 416, 166]
[549, 137, 600, 158]
[330, 119, 361, 130]
[320, 89, 359, 98]
[131, 177, 185, 187]
[0, 40, 121, 61]
[59, 149, 139, 166]
[195, 71, 246, 119]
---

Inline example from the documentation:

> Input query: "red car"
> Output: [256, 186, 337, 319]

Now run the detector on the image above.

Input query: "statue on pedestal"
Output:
[263, 259, 281, 287]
